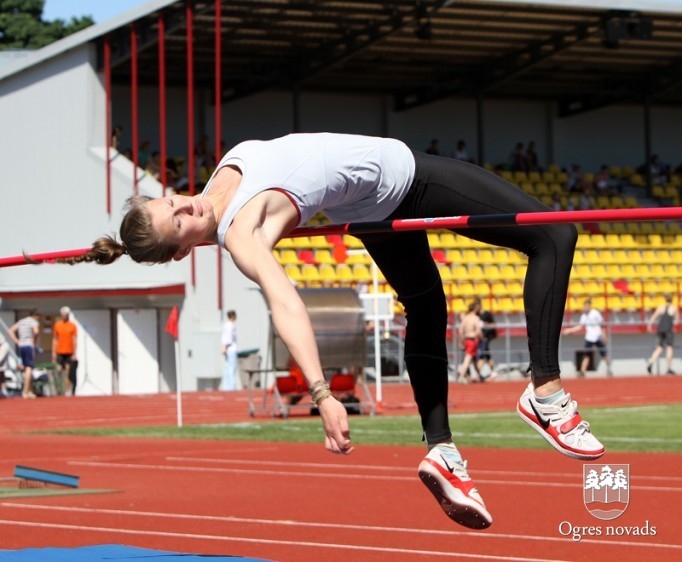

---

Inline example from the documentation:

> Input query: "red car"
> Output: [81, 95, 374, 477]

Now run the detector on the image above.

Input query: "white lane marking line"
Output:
[67, 461, 682, 492]
[1, 505, 680, 552]
[0, 519, 572, 562]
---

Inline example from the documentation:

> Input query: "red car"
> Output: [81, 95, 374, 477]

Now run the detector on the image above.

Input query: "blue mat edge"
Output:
[0, 544, 274, 561]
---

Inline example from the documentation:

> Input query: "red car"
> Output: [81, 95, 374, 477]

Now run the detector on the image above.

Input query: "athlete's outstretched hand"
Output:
[318, 396, 354, 455]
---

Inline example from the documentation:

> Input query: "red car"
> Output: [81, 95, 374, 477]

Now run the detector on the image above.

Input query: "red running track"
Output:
[0, 376, 680, 562]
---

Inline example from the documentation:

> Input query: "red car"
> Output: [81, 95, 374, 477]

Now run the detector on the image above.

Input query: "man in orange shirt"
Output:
[52, 307, 77, 395]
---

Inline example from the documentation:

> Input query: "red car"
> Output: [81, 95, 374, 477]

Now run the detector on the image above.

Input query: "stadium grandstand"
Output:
[2, 0, 682, 394]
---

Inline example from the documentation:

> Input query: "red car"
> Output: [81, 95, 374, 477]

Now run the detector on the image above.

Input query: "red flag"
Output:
[612, 280, 634, 294]
[165, 306, 179, 339]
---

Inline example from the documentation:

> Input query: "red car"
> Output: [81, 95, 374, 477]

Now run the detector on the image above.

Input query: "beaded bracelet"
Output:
[309, 380, 328, 394]
[309, 380, 331, 406]
[313, 389, 332, 406]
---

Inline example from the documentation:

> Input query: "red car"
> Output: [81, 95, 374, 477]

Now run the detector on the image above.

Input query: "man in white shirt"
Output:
[563, 299, 613, 377]
[220, 310, 238, 391]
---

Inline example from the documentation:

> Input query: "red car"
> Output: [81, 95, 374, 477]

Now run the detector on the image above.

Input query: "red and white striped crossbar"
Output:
[2, 206, 681, 267]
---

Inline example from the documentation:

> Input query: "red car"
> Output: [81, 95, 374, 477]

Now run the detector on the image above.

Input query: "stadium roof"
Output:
[5, 0, 682, 117]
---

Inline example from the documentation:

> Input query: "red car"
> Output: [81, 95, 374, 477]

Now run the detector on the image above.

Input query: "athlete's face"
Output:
[147, 195, 216, 260]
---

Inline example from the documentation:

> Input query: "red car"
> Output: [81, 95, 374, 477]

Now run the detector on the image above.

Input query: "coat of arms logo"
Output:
[583, 464, 630, 520]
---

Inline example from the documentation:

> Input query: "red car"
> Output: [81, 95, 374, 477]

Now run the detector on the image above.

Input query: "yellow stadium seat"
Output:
[569, 281, 588, 296]
[513, 171, 528, 184]
[639, 223, 655, 235]
[292, 236, 312, 248]
[445, 249, 464, 265]
[582, 250, 601, 264]
[618, 264, 638, 279]
[630, 173, 646, 187]
[278, 249, 302, 265]
[427, 232, 442, 248]
[318, 264, 337, 284]
[477, 249, 495, 263]
[506, 280, 524, 296]
[454, 281, 476, 298]
[624, 196, 639, 208]
[610, 196, 625, 209]
[467, 265, 485, 280]
[438, 265, 453, 282]
[520, 182, 535, 195]
[596, 196, 611, 209]
[345, 251, 372, 265]
[535, 182, 550, 197]
[618, 233, 637, 247]
[461, 249, 479, 264]
[491, 281, 508, 296]
[542, 171, 556, 183]
[284, 264, 303, 282]
[352, 264, 373, 283]
[335, 264, 354, 283]
[314, 249, 336, 264]
[649, 264, 667, 278]
[483, 264, 502, 280]
[620, 295, 640, 311]
[300, 264, 321, 284]
[598, 249, 616, 264]
[635, 264, 653, 279]
[309, 235, 330, 248]
[528, 171, 542, 183]
[343, 234, 364, 249]
[452, 264, 468, 278]
[440, 232, 459, 248]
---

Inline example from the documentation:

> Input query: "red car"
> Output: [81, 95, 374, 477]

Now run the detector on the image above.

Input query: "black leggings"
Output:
[358, 152, 577, 444]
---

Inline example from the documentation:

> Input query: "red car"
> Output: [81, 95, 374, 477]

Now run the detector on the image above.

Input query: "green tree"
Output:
[0, 0, 93, 51]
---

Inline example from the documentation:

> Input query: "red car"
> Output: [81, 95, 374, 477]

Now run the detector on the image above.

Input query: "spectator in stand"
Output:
[508, 142, 527, 172]
[578, 184, 595, 210]
[194, 135, 211, 172]
[593, 164, 612, 195]
[525, 141, 541, 172]
[452, 140, 469, 161]
[425, 138, 440, 155]
[111, 125, 123, 150]
[138, 140, 152, 169]
[648, 154, 667, 186]
[8, 309, 41, 399]
[562, 298, 613, 378]
[550, 191, 564, 211]
[567, 164, 586, 193]
[52, 306, 78, 395]
[646, 293, 678, 375]
[145, 151, 162, 179]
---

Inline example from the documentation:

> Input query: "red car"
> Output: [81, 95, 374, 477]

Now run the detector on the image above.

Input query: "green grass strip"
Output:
[50, 404, 682, 454]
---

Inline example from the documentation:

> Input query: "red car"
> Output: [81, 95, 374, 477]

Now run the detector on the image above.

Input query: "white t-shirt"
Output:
[202, 133, 415, 250]
[580, 309, 604, 343]
[221, 320, 238, 354]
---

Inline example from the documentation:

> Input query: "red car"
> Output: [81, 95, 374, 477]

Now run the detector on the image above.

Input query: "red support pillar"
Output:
[186, 0, 196, 286]
[104, 38, 112, 215]
[131, 25, 139, 195]
[158, 14, 167, 196]
[215, 0, 223, 310]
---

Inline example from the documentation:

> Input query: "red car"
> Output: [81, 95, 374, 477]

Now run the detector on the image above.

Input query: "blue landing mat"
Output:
[0, 545, 273, 561]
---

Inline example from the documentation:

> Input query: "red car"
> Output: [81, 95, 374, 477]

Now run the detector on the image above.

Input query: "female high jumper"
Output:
[63, 132, 604, 529]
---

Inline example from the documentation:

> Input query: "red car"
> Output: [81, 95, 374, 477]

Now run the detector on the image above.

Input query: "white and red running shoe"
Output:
[517, 383, 605, 460]
[418, 444, 492, 529]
